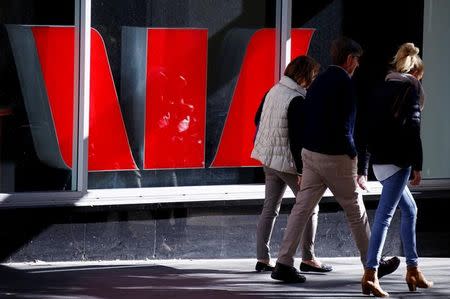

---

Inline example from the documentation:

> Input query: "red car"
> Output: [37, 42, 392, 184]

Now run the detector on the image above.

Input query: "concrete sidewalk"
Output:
[1, 257, 448, 298]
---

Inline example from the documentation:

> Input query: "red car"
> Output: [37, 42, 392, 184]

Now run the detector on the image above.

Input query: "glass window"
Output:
[422, 0, 450, 179]
[0, 1, 77, 192]
[292, 1, 443, 181]
[88, 0, 278, 189]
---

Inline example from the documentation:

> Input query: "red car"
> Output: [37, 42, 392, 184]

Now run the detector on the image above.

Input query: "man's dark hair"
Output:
[330, 37, 363, 66]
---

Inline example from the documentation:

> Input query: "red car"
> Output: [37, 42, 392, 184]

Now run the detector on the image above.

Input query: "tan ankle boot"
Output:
[361, 268, 389, 297]
[406, 266, 434, 291]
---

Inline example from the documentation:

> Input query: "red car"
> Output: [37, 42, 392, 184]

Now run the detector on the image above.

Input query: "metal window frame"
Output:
[73, 0, 91, 193]
[0, 0, 449, 209]
[275, 0, 292, 81]
[0, 0, 89, 207]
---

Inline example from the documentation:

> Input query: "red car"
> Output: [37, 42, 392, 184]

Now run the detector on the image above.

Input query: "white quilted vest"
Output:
[251, 76, 306, 174]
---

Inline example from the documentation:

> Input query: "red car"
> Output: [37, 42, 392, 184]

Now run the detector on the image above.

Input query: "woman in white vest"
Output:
[252, 55, 332, 273]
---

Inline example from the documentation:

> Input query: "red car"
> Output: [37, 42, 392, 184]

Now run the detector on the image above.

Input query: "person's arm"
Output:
[355, 92, 370, 176]
[341, 77, 358, 159]
[402, 83, 423, 172]
[254, 92, 268, 126]
[355, 91, 371, 190]
[288, 96, 304, 175]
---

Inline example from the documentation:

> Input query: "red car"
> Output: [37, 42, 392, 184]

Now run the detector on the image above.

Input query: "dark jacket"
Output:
[362, 73, 423, 172]
[287, 95, 306, 173]
[301, 66, 359, 158]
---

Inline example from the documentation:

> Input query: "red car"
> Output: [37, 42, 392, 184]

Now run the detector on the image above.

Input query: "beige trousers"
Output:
[277, 149, 371, 266]
[256, 167, 319, 261]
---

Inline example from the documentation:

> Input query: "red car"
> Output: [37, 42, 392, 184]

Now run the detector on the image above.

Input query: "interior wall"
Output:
[422, 0, 450, 178]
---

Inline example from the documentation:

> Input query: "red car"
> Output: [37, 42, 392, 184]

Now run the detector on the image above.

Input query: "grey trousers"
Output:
[256, 166, 319, 261]
[277, 149, 371, 266]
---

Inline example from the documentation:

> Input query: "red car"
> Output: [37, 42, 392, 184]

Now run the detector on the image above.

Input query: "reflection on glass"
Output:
[88, 1, 276, 188]
[0, 1, 75, 192]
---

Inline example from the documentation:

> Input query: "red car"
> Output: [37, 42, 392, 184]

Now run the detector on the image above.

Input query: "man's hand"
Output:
[410, 170, 422, 186]
[357, 175, 368, 191]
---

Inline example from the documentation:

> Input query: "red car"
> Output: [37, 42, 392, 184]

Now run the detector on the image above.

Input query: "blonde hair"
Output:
[392, 42, 423, 75]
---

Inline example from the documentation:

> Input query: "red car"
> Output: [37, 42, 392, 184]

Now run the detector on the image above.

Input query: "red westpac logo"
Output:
[7, 25, 314, 171]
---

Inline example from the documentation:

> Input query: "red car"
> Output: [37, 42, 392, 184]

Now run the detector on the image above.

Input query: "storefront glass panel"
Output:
[0, 1, 77, 192]
[291, 1, 449, 181]
[88, 0, 280, 189]
[2, 0, 446, 196]
[422, 0, 450, 179]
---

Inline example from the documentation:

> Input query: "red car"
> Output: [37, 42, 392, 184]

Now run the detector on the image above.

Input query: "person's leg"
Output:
[276, 151, 327, 267]
[366, 167, 410, 269]
[299, 204, 319, 262]
[256, 167, 287, 263]
[401, 186, 434, 291]
[281, 171, 319, 262]
[398, 186, 419, 267]
[324, 155, 371, 266]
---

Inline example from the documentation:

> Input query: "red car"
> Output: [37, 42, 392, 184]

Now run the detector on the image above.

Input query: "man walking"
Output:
[271, 37, 400, 283]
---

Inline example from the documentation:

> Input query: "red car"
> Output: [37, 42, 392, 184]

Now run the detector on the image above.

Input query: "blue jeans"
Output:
[366, 167, 419, 269]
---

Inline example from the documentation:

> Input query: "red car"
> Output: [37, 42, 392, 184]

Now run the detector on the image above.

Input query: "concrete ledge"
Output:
[1, 179, 449, 208]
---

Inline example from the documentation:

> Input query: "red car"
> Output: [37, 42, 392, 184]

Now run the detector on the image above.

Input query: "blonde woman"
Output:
[361, 43, 433, 297]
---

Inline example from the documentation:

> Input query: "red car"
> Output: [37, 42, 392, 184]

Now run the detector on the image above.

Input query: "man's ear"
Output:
[344, 54, 353, 67]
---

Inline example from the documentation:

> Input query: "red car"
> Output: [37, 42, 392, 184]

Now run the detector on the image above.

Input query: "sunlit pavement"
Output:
[1, 257, 448, 298]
